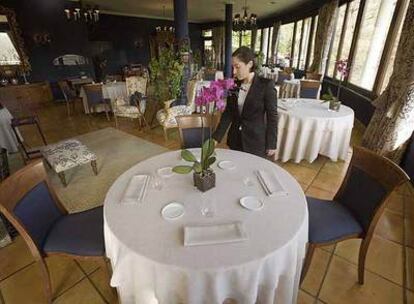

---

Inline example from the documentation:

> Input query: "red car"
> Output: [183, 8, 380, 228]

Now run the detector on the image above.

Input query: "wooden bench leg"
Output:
[91, 160, 98, 175]
[58, 172, 67, 187]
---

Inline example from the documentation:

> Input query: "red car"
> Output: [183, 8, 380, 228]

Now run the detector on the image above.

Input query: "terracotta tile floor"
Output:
[0, 103, 412, 303]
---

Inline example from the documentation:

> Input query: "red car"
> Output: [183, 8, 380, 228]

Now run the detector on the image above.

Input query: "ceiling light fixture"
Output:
[233, 0, 257, 32]
[155, 2, 175, 33]
[64, 0, 99, 23]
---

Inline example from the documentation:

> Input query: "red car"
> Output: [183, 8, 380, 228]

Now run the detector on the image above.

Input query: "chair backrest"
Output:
[0, 160, 67, 259]
[58, 81, 76, 100]
[83, 84, 104, 106]
[306, 72, 323, 81]
[335, 146, 409, 235]
[300, 80, 321, 99]
[276, 72, 291, 86]
[176, 114, 214, 149]
[125, 76, 147, 97]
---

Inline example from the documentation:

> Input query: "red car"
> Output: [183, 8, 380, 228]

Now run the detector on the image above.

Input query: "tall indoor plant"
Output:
[172, 79, 235, 192]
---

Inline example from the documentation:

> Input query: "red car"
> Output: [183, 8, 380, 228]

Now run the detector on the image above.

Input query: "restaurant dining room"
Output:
[0, 0, 413, 303]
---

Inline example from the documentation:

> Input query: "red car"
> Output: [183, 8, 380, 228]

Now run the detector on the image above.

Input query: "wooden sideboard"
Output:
[0, 82, 53, 116]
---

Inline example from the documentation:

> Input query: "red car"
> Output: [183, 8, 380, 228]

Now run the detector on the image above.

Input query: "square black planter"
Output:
[193, 170, 216, 192]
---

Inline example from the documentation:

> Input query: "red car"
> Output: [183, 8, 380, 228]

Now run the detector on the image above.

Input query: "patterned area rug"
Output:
[12, 128, 168, 212]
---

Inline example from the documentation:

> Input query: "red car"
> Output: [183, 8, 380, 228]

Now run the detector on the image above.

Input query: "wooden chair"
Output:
[83, 84, 111, 121]
[275, 72, 292, 86]
[176, 114, 215, 149]
[306, 72, 323, 81]
[112, 91, 149, 130]
[11, 116, 47, 161]
[299, 80, 321, 99]
[57, 80, 81, 116]
[301, 146, 410, 285]
[0, 160, 113, 303]
[156, 100, 193, 142]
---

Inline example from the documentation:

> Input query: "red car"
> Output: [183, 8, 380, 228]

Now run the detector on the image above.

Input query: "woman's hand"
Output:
[266, 149, 277, 156]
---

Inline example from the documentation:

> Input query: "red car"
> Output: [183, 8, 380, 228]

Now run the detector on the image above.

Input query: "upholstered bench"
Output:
[41, 139, 97, 186]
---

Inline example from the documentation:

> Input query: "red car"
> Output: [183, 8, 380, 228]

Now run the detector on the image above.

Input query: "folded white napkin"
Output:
[184, 222, 247, 247]
[257, 170, 288, 197]
[120, 175, 150, 204]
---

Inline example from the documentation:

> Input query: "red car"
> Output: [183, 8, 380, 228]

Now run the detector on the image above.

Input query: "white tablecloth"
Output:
[276, 98, 354, 163]
[80, 82, 128, 114]
[279, 79, 300, 98]
[104, 149, 308, 304]
[0, 108, 20, 153]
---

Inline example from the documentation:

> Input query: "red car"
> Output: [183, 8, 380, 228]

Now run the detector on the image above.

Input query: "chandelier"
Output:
[233, 0, 257, 32]
[155, 4, 175, 33]
[64, 1, 100, 23]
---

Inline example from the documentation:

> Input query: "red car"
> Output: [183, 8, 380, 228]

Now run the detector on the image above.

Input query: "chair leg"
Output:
[66, 101, 71, 116]
[38, 259, 53, 304]
[163, 127, 168, 142]
[358, 238, 370, 284]
[300, 243, 316, 285]
[114, 115, 119, 128]
[104, 105, 110, 121]
[91, 160, 98, 175]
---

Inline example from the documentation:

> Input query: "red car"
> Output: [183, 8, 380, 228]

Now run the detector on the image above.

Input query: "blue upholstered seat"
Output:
[85, 88, 110, 106]
[182, 127, 212, 149]
[43, 206, 104, 256]
[300, 87, 319, 99]
[307, 197, 363, 243]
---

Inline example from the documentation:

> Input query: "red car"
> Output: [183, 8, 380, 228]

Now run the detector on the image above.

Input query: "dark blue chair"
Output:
[0, 160, 113, 303]
[276, 72, 292, 86]
[301, 146, 409, 285]
[176, 114, 214, 149]
[83, 84, 111, 121]
[58, 80, 81, 116]
[299, 80, 320, 99]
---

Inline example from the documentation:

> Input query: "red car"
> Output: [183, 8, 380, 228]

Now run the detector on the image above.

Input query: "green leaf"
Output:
[206, 156, 216, 168]
[193, 162, 202, 173]
[202, 139, 215, 161]
[181, 150, 197, 162]
[172, 165, 193, 174]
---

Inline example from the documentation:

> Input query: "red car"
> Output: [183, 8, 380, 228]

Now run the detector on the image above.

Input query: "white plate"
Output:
[239, 196, 263, 211]
[217, 160, 236, 170]
[161, 202, 185, 220]
[157, 166, 174, 178]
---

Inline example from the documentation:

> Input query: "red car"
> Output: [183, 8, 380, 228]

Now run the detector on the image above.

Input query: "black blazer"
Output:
[213, 75, 278, 157]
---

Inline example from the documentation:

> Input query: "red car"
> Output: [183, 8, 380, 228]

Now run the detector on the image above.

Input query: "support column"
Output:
[174, 0, 189, 40]
[224, 3, 233, 79]
[174, 0, 190, 105]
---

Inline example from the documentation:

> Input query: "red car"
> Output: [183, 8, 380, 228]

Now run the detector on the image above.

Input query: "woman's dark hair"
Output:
[232, 46, 256, 72]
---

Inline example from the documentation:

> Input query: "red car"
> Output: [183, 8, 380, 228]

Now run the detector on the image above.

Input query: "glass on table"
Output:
[199, 192, 215, 217]
[151, 173, 164, 191]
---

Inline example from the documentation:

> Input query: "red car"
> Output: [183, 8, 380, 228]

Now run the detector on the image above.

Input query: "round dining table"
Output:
[276, 98, 354, 163]
[104, 149, 308, 304]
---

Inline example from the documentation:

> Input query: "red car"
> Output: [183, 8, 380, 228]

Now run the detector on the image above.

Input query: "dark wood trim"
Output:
[305, 15, 316, 71]
[345, 0, 366, 83]
[334, 2, 350, 79]
[260, 28, 264, 54]
[372, 0, 407, 95]
[290, 21, 297, 68]
[239, 31, 242, 48]
[297, 20, 305, 70]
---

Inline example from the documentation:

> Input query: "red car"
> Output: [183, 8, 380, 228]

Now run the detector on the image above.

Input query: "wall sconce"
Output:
[33, 32, 52, 46]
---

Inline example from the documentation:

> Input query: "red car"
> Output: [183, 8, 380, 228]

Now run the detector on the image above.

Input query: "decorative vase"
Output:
[193, 170, 216, 192]
[328, 99, 341, 112]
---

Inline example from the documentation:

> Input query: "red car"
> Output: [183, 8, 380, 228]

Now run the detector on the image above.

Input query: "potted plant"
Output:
[255, 51, 265, 74]
[149, 48, 184, 105]
[172, 79, 235, 192]
[321, 59, 349, 111]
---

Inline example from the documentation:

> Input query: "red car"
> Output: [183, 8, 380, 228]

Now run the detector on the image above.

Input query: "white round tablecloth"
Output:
[279, 80, 300, 98]
[275, 98, 354, 163]
[0, 108, 20, 153]
[80, 82, 128, 114]
[104, 149, 308, 304]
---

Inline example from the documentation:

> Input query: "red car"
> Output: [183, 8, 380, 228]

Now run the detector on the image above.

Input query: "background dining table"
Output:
[276, 98, 354, 163]
[104, 148, 308, 304]
[0, 107, 21, 153]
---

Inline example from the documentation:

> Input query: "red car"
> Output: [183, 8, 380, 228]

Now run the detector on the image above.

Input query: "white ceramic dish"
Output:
[239, 196, 264, 211]
[161, 202, 185, 220]
[157, 166, 174, 178]
[217, 160, 236, 170]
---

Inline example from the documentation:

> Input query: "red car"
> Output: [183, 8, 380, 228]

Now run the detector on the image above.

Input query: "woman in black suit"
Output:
[213, 47, 278, 158]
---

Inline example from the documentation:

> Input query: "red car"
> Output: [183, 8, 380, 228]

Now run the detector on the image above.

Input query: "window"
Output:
[241, 30, 252, 47]
[232, 31, 240, 51]
[0, 32, 21, 65]
[299, 17, 312, 70]
[267, 27, 274, 64]
[326, 4, 347, 77]
[349, 0, 398, 90]
[262, 28, 270, 63]
[276, 22, 294, 67]
[254, 29, 262, 53]
[202, 29, 212, 38]
[308, 15, 318, 69]
[292, 20, 303, 68]
[379, 0, 409, 93]
[203, 40, 214, 66]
